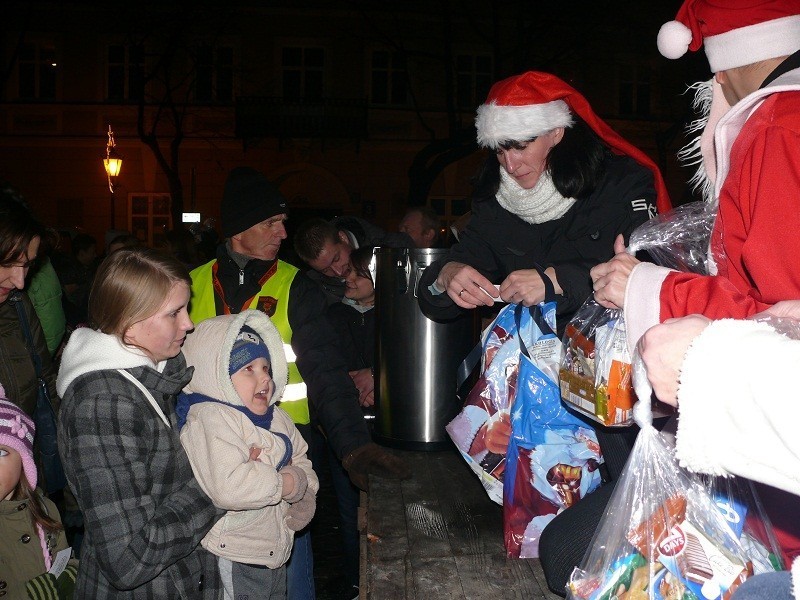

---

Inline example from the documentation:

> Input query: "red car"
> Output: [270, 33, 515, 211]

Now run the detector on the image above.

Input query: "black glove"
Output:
[342, 442, 412, 491]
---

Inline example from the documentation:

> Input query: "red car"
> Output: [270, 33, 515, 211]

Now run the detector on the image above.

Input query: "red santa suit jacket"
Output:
[624, 67, 800, 564]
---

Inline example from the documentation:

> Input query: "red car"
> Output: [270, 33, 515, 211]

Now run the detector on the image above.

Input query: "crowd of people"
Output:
[2, 0, 800, 598]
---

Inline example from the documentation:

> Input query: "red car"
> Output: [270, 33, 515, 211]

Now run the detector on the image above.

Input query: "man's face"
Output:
[399, 211, 433, 248]
[308, 232, 353, 278]
[230, 214, 288, 261]
[715, 68, 748, 106]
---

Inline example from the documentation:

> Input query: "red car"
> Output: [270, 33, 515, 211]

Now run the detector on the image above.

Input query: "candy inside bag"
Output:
[560, 298, 637, 427]
[701, 475, 784, 575]
[567, 402, 754, 600]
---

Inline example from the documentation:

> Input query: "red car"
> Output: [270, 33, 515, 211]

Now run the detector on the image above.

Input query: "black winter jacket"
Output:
[418, 155, 656, 333]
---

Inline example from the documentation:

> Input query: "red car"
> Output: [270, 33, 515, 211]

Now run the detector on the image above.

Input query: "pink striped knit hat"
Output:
[0, 392, 37, 490]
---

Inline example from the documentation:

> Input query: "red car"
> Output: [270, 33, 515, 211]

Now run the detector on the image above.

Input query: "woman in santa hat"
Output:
[418, 70, 670, 337]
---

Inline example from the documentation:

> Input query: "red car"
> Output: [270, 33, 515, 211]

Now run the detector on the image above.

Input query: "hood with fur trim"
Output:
[181, 310, 288, 407]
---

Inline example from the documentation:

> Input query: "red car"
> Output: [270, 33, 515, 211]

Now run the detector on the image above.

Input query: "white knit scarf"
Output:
[496, 168, 576, 224]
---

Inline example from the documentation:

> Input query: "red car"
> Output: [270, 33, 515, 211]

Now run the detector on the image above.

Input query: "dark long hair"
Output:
[0, 194, 46, 266]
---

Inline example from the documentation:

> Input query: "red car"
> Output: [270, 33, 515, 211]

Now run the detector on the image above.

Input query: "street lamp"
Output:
[103, 125, 123, 190]
[103, 125, 123, 227]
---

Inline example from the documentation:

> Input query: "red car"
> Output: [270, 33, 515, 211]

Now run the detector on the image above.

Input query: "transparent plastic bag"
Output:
[559, 298, 637, 427]
[701, 475, 784, 575]
[567, 398, 754, 600]
[627, 201, 716, 275]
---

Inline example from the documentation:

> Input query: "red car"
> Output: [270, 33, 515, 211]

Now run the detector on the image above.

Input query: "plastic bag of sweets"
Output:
[560, 298, 637, 427]
[567, 399, 753, 600]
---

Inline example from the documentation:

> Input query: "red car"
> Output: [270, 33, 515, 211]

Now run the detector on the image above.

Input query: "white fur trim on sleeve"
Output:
[675, 319, 800, 497]
[623, 262, 672, 355]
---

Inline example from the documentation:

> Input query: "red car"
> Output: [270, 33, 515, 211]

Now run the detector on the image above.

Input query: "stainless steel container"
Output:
[373, 247, 478, 450]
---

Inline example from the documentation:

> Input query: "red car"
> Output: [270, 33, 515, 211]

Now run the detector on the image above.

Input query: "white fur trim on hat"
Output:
[705, 15, 800, 72]
[657, 20, 693, 60]
[475, 100, 573, 149]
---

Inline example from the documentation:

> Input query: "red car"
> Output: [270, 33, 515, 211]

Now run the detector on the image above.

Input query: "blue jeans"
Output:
[327, 442, 360, 588]
[286, 529, 315, 600]
[289, 423, 324, 600]
[731, 572, 792, 600]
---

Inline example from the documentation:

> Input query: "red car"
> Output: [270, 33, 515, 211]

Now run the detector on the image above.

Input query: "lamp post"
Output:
[103, 125, 123, 228]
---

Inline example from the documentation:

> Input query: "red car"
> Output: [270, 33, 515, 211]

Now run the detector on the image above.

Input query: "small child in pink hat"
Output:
[0, 386, 77, 598]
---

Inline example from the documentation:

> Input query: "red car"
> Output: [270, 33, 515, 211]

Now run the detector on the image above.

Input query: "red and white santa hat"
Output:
[475, 71, 671, 215]
[658, 0, 800, 72]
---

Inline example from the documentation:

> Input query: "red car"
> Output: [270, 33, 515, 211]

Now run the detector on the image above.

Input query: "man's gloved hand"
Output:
[342, 442, 412, 491]
[286, 493, 317, 531]
[279, 465, 309, 503]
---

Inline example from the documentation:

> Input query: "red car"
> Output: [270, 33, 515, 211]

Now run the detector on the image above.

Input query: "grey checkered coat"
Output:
[57, 328, 222, 598]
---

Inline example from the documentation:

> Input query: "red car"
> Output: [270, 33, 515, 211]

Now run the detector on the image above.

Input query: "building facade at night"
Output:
[2, 0, 705, 251]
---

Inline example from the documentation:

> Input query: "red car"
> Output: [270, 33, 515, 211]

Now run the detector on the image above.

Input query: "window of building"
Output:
[282, 46, 324, 100]
[18, 41, 57, 100]
[455, 54, 492, 109]
[195, 45, 234, 103]
[370, 50, 408, 105]
[129, 193, 171, 248]
[618, 64, 651, 117]
[107, 43, 145, 101]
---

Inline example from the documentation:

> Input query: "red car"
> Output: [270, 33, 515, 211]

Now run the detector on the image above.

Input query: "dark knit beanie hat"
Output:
[221, 167, 288, 238]
[229, 325, 271, 376]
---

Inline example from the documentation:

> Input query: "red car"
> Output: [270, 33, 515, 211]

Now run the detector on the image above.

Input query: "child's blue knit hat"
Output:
[229, 325, 271, 376]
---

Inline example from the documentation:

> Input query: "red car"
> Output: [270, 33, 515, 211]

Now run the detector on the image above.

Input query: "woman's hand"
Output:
[436, 261, 499, 308]
[637, 315, 711, 406]
[499, 267, 561, 306]
[590, 235, 639, 309]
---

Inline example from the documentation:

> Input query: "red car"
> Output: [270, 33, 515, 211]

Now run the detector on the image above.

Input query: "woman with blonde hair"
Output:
[56, 247, 222, 598]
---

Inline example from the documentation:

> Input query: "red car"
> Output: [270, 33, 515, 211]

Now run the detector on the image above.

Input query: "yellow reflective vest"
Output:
[189, 259, 310, 425]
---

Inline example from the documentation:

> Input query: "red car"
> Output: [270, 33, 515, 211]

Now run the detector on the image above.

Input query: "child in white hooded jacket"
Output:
[177, 310, 318, 600]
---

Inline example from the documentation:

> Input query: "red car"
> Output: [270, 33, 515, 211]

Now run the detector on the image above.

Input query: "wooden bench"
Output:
[360, 448, 562, 599]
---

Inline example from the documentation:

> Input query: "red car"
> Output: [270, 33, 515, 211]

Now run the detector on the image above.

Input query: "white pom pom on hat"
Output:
[658, 0, 800, 72]
[657, 20, 693, 60]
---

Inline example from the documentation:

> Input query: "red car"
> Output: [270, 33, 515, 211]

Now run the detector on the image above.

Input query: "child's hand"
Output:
[286, 492, 317, 531]
[279, 465, 309, 503]
[249, 447, 262, 462]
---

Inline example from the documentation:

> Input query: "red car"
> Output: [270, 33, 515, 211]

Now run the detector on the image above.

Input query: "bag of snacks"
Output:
[560, 201, 716, 427]
[567, 359, 781, 600]
[446, 300, 561, 504]
[559, 298, 636, 427]
[503, 322, 603, 558]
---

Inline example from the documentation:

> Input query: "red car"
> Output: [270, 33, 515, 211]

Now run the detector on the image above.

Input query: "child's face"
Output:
[344, 265, 375, 305]
[231, 357, 275, 416]
[0, 444, 22, 501]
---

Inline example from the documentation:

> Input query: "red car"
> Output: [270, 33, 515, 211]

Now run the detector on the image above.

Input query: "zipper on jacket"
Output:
[239, 269, 244, 285]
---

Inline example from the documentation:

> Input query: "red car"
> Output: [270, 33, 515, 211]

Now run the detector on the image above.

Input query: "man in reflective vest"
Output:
[189, 167, 411, 598]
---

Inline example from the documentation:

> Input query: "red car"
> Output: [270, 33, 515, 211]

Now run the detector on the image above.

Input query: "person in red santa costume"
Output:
[590, 0, 800, 590]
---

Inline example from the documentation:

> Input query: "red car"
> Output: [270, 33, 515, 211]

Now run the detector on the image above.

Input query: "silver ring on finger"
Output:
[458, 288, 466, 297]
